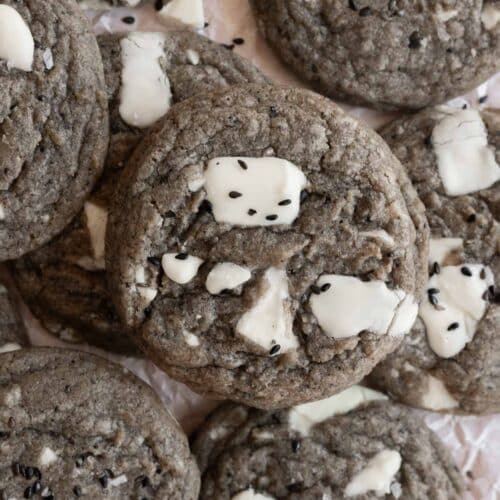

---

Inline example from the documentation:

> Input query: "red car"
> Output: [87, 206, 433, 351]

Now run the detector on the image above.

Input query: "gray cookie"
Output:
[369, 106, 500, 414]
[0, 348, 199, 499]
[250, 0, 500, 110]
[106, 84, 426, 409]
[0, 281, 28, 350]
[0, 0, 109, 261]
[12, 31, 267, 355]
[192, 386, 464, 499]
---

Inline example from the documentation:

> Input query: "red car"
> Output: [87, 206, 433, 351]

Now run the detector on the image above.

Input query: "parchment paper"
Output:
[6, 1, 499, 498]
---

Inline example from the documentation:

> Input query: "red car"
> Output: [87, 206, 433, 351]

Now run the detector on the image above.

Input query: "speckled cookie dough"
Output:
[0, 0, 108, 260]
[106, 84, 426, 409]
[0, 282, 28, 352]
[369, 106, 500, 414]
[192, 386, 464, 499]
[0, 348, 200, 499]
[12, 31, 267, 355]
[250, 0, 500, 110]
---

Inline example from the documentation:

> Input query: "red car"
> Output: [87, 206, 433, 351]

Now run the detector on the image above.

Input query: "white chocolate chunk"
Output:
[289, 386, 387, 436]
[84, 201, 108, 267]
[108, 474, 127, 488]
[204, 157, 307, 227]
[435, 5, 458, 22]
[432, 107, 500, 195]
[309, 275, 417, 339]
[232, 489, 275, 500]
[159, 0, 205, 29]
[345, 450, 402, 497]
[420, 264, 494, 358]
[137, 286, 157, 303]
[206, 262, 251, 294]
[0, 204, 5, 220]
[429, 237, 464, 266]
[0, 5, 34, 72]
[162, 253, 204, 284]
[0, 343, 21, 354]
[420, 375, 459, 410]
[183, 331, 200, 347]
[186, 49, 200, 65]
[39, 447, 58, 466]
[236, 268, 298, 353]
[482, 4, 500, 30]
[119, 32, 171, 129]
[360, 230, 395, 248]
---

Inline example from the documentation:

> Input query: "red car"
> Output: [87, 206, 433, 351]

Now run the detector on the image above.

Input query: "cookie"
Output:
[0, 282, 28, 352]
[250, 0, 500, 110]
[106, 84, 425, 409]
[0, 0, 108, 260]
[369, 106, 500, 414]
[12, 31, 267, 354]
[0, 348, 199, 499]
[192, 385, 464, 499]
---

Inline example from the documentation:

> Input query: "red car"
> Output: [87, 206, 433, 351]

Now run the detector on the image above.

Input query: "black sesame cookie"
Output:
[0, 348, 200, 499]
[369, 106, 500, 414]
[12, 31, 267, 355]
[250, 0, 500, 110]
[192, 386, 464, 499]
[106, 84, 426, 409]
[0, 0, 109, 261]
[0, 280, 28, 352]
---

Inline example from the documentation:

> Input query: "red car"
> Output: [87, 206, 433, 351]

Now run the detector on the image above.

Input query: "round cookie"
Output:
[106, 84, 425, 409]
[12, 31, 267, 355]
[0, 282, 28, 352]
[369, 106, 500, 414]
[250, 0, 500, 110]
[0, 348, 199, 499]
[192, 386, 464, 499]
[0, 0, 108, 260]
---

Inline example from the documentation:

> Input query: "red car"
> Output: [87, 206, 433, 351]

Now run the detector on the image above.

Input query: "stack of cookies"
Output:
[1, 0, 498, 498]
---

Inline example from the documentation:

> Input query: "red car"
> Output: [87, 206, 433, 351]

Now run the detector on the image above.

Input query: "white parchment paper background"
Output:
[7, 1, 500, 498]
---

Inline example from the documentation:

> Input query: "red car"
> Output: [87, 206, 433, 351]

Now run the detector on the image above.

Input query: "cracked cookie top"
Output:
[106, 84, 425, 409]
[0, 0, 109, 260]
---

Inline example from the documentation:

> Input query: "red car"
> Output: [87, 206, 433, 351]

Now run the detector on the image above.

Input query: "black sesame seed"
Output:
[269, 344, 281, 356]
[278, 199, 292, 206]
[12, 462, 21, 476]
[135, 475, 152, 488]
[154, 0, 164, 10]
[427, 288, 439, 295]
[33, 468, 41, 480]
[467, 213, 476, 223]
[222, 43, 234, 50]
[479, 95, 488, 104]
[429, 294, 439, 306]
[466, 470, 475, 479]
[229, 191, 242, 199]
[447, 322, 459, 331]
[204, 22, 209, 28]
[24, 466, 35, 480]
[32, 481, 42, 494]
[175, 253, 188, 260]
[199, 199, 213, 214]
[148, 256, 161, 267]
[408, 31, 422, 49]
[73, 485, 82, 497]
[164, 210, 176, 218]
[431, 262, 441, 276]
[300, 190, 309, 203]
[359, 6, 372, 16]
[104, 469, 115, 479]
[122, 16, 135, 24]
[311, 285, 322, 295]
[233, 37, 245, 45]
[266, 214, 278, 221]
[237, 160, 248, 170]
[480, 268, 486, 280]
[248, 209, 257, 216]
[461, 266, 472, 277]
[321, 283, 331, 292]
[24, 486, 33, 499]
[269, 106, 278, 117]
[348, 0, 357, 10]
[99, 475, 109, 488]
[482, 290, 490, 301]
[462, 104, 468, 110]
[291, 440, 301, 452]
